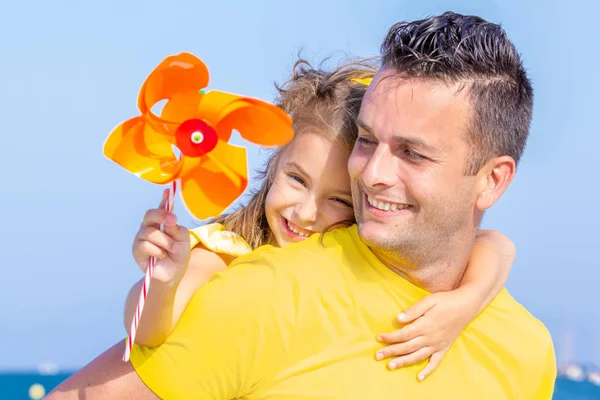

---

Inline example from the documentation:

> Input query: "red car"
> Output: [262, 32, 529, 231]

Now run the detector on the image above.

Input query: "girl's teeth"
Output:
[287, 220, 310, 237]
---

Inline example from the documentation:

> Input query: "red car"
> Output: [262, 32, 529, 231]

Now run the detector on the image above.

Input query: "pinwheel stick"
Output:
[123, 181, 177, 362]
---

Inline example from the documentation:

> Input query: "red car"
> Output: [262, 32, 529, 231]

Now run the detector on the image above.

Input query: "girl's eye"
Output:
[288, 173, 306, 186]
[332, 197, 353, 208]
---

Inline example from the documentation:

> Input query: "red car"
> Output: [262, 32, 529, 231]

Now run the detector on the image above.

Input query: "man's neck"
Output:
[373, 230, 477, 293]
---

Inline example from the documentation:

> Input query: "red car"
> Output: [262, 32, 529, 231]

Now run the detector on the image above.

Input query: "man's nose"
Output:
[361, 145, 398, 189]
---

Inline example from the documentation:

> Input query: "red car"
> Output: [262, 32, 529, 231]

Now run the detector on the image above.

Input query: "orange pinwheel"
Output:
[103, 52, 294, 219]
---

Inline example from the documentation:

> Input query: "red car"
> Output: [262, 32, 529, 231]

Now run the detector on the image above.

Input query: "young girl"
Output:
[124, 58, 516, 381]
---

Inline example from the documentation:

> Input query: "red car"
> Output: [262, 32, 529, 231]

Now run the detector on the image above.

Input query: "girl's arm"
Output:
[123, 245, 232, 347]
[374, 230, 516, 380]
[453, 229, 516, 314]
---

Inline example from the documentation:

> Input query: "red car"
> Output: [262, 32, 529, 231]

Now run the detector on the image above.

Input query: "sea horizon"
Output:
[1, 370, 599, 399]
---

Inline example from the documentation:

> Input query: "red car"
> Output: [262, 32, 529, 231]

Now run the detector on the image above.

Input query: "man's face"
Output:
[348, 69, 480, 257]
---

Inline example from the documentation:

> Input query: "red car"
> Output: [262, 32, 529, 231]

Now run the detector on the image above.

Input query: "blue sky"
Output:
[1, 0, 598, 370]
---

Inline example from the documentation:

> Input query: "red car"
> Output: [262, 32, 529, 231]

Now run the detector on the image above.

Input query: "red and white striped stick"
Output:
[123, 181, 177, 362]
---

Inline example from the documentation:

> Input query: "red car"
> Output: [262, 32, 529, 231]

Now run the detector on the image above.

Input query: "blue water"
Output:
[0, 373, 599, 399]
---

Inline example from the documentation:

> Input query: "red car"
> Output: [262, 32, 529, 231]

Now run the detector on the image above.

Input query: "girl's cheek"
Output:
[269, 184, 286, 202]
[271, 178, 303, 204]
[322, 207, 355, 230]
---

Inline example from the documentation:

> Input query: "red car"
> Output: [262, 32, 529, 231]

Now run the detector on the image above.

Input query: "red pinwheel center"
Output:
[175, 119, 218, 157]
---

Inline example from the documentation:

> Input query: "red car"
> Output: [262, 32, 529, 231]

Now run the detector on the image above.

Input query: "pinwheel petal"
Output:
[103, 116, 182, 184]
[138, 53, 210, 132]
[198, 91, 293, 146]
[179, 140, 248, 220]
[161, 90, 203, 126]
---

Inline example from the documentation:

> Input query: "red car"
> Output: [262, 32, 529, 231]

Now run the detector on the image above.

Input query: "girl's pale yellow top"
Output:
[188, 223, 252, 258]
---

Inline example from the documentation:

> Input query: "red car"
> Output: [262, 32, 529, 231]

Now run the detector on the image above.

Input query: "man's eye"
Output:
[404, 149, 424, 160]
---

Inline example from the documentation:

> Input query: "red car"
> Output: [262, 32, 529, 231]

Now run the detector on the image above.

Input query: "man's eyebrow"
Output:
[357, 118, 435, 152]
[392, 136, 435, 152]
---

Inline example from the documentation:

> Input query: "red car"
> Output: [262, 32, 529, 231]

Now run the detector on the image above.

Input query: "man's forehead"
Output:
[359, 69, 471, 146]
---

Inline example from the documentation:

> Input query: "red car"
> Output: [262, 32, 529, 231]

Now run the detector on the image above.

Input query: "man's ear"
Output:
[475, 155, 516, 211]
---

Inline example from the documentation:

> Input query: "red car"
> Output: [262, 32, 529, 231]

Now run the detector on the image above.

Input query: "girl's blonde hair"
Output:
[211, 57, 377, 249]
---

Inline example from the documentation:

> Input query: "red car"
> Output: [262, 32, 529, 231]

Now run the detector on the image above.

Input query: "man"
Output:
[48, 11, 556, 399]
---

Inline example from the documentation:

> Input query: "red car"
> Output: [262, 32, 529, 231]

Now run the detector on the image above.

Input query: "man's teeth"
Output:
[367, 196, 408, 212]
[287, 220, 311, 237]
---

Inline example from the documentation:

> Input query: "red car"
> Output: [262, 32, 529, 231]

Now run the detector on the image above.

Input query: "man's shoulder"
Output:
[490, 290, 552, 336]
[474, 289, 555, 364]
[450, 291, 556, 399]
[489, 290, 557, 395]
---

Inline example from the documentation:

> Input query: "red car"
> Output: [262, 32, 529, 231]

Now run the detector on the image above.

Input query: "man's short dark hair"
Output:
[381, 11, 533, 174]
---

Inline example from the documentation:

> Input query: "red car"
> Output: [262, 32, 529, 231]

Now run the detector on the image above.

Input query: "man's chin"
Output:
[357, 222, 391, 247]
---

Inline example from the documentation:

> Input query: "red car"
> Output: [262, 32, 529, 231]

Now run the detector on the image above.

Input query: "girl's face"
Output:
[265, 131, 355, 247]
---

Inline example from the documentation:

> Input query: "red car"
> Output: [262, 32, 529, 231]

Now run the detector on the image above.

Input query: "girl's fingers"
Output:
[136, 240, 167, 265]
[158, 188, 169, 209]
[416, 350, 446, 381]
[387, 347, 433, 371]
[375, 337, 424, 360]
[377, 317, 425, 344]
[140, 189, 175, 228]
[163, 223, 189, 243]
[140, 209, 177, 229]
[136, 227, 178, 254]
[397, 295, 436, 323]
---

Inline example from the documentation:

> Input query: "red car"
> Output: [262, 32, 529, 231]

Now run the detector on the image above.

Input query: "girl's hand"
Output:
[132, 189, 191, 285]
[375, 290, 477, 381]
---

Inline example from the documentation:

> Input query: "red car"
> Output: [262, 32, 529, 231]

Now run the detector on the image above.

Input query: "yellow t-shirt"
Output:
[130, 225, 556, 400]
